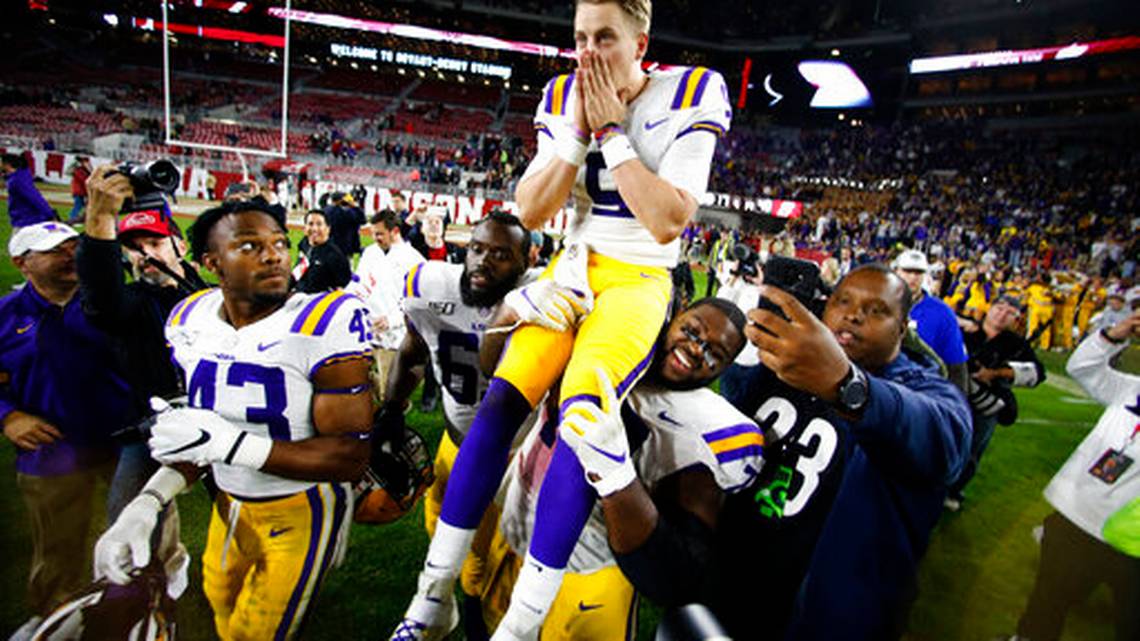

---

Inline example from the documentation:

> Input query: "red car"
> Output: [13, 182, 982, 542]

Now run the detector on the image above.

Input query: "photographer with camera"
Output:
[946, 295, 1044, 511]
[715, 243, 764, 411]
[78, 163, 206, 519]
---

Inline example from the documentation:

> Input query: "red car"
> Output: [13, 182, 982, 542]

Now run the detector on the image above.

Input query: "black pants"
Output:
[1018, 511, 1140, 641]
[948, 414, 998, 498]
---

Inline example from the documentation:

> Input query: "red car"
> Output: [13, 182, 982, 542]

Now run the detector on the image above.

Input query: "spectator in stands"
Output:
[67, 156, 91, 223]
[1, 222, 139, 637]
[946, 295, 1044, 511]
[78, 165, 207, 520]
[1001, 309, 1140, 641]
[323, 192, 366, 259]
[348, 210, 425, 404]
[294, 210, 351, 294]
[894, 249, 970, 392]
[3, 153, 58, 229]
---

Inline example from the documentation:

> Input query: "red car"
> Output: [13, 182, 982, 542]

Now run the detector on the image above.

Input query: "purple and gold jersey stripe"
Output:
[676, 120, 727, 139]
[167, 288, 214, 327]
[290, 290, 351, 336]
[404, 263, 424, 299]
[671, 67, 711, 110]
[703, 422, 765, 463]
[544, 73, 575, 116]
[308, 349, 373, 378]
[535, 122, 554, 139]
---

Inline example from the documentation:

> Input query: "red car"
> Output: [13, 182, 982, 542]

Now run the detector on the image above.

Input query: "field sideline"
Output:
[0, 197, 1128, 640]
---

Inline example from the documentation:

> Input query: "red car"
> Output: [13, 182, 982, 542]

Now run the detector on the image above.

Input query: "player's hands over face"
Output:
[2, 410, 63, 451]
[1105, 309, 1140, 342]
[578, 51, 628, 131]
[744, 286, 851, 403]
[86, 165, 135, 220]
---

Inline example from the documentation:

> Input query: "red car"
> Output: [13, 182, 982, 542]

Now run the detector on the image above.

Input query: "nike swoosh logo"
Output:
[657, 411, 683, 427]
[644, 117, 668, 130]
[587, 442, 626, 464]
[578, 601, 603, 612]
[160, 429, 211, 456]
[269, 526, 293, 538]
[15, 323, 34, 334]
[257, 340, 282, 352]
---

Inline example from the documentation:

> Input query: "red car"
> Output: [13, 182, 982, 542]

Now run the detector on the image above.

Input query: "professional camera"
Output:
[115, 159, 180, 214]
[730, 243, 760, 279]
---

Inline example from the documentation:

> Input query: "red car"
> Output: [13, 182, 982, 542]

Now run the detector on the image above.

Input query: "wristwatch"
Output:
[835, 364, 870, 414]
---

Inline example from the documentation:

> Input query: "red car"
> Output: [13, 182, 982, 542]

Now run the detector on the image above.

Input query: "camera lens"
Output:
[145, 160, 181, 193]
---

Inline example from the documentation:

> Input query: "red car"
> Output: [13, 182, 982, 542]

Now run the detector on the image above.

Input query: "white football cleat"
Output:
[388, 574, 459, 641]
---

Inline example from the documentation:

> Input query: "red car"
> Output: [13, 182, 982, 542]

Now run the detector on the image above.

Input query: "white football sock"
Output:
[492, 552, 566, 640]
[423, 520, 475, 581]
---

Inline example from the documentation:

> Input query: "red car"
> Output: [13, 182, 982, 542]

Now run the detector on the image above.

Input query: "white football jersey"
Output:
[523, 66, 732, 268]
[499, 384, 764, 573]
[403, 262, 539, 437]
[165, 288, 373, 498]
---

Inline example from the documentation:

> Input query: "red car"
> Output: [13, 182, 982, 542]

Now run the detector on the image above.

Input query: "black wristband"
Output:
[141, 488, 169, 509]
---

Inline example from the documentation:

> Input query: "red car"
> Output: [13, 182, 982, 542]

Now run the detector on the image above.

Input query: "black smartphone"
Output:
[755, 256, 822, 320]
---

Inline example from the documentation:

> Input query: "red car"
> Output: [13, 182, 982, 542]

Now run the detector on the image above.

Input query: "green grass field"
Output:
[0, 197, 1130, 640]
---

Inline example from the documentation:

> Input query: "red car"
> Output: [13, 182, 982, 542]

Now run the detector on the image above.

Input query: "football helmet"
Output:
[31, 561, 175, 641]
[354, 414, 435, 524]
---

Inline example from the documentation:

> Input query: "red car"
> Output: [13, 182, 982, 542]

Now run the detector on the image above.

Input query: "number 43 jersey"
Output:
[403, 262, 537, 437]
[165, 288, 373, 498]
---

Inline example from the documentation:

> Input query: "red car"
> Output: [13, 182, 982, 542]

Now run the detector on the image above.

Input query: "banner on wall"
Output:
[5, 149, 798, 232]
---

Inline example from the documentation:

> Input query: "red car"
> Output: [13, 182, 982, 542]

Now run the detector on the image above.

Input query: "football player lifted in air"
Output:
[93, 200, 374, 641]
[392, 1, 732, 638]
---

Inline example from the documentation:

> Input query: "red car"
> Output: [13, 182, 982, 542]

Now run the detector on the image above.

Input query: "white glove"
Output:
[557, 368, 637, 496]
[147, 398, 271, 469]
[503, 280, 592, 333]
[552, 241, 595, 314]
[93, 467, 186, 585]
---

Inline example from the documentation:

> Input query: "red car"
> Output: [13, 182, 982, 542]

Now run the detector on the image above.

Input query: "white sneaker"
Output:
[943, 497, 962, 512]
[388, 574, 459, 641]
[8, 616, 43, 641]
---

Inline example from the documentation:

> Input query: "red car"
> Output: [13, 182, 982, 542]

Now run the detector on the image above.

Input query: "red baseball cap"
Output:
[118, 206, 180, 241]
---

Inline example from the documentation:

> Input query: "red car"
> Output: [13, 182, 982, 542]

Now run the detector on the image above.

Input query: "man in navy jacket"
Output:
[605, 264, 972, 641]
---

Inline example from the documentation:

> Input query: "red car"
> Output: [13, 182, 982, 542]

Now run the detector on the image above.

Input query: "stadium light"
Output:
[908, 35, 1140, 74]
[267, 6, 574, 60]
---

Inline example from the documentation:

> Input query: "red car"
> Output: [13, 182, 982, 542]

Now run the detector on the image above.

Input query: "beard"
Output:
[460, 267, 522, 308]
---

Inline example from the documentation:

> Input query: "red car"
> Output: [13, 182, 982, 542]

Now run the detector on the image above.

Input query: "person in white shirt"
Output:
[349, 209, 425, 402]
[1003, 309, 1140, 641]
